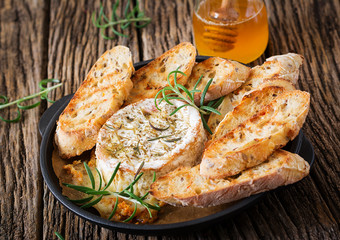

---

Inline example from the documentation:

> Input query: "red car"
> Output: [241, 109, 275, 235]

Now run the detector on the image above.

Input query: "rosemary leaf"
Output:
[193, 75, 204, 91]
[169, 104, 191, 116]
[163, 137, 182, 142]
[16, 100, 41, 110]
[153, 171, 156, 182]
[103, 162, 121, 190]
[200, 78, 213, 107]
[149, 121, 170, 131]
[55, 232, 65, 240]
[123, 203, 137, 222]
[134, 161, 145, 180]
[200, 112, 212, 135]
[84, 162, 96, 189]
[177, 84, 194, 101]
[62, 183, 110, 195]
[0, 109, 21, 123]
[95, 168, 103, 191]
[212, 96, 225, 109]
[200, 106, 222, 115]
[80, 195, 103, 209]
[108, 196, 119, 220]
[122, 173, 144, 193]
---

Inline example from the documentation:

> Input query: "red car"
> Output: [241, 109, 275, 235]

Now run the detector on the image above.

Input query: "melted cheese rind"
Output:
[96, 98, 206, 185]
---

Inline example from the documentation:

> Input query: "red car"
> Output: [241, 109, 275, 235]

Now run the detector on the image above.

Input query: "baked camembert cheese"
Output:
[95, 98, 207, 195]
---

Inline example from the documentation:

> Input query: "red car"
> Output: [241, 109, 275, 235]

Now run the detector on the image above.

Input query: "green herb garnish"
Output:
[149, 120, 170, 131]
[154, 70, 222, 134]
[63, 161, 159, 222]
[92, 1, 151, 40]
[54, 232, 65, 240]
[0, 79, 61, 123]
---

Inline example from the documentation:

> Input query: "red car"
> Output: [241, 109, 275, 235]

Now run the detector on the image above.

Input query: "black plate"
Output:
[39, 56, 315, 235]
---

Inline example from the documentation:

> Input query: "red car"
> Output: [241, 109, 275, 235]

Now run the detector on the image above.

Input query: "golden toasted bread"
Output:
[150, 150, 310, 207]
[200, 90, 310, 179]
[60, 151, 159, 223]
[250, 53, 304, 84]
[206, 53, 303, 134]
[185, 57, 250, 105]
[207, 78, 296, 134]
[124, 42, 196, 105]
[211, 85, 295, 142]
[55, 46, 134, 158]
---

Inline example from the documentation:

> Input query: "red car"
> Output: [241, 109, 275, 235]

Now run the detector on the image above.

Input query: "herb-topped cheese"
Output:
[96, 98, 207, 183]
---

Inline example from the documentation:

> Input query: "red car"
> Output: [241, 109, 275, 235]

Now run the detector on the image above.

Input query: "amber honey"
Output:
[193, 0, 268, 63]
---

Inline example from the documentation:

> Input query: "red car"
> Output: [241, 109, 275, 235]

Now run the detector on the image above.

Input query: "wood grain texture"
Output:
[0, 0, 339, 239]
[0, 0, 47, 239]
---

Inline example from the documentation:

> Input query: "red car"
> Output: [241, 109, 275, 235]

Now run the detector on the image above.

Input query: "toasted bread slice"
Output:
[185, 57, 250, 105]
[59, 150, 159, 223]
[96, 98, 206, 184]
[55, 46, 134, 158]
[207, 78, 296, 134]
[211, 85, 295, 142]
[206, 53, 303, 134]
[249, 53, 304, 84]
[124, 42, 196, 105]
[201, 90, 310, 179]
[150, 150, 310, 207]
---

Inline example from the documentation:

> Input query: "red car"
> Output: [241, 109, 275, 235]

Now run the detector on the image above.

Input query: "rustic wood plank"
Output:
[139, 0, 195, 60]
[0, 0, 48, 239]
[44, 0, 140, 239]
[1, 0, 337, 239]
[45, 0, 339, 239]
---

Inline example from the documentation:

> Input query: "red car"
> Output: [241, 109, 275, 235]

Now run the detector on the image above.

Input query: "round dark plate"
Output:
[39, 56, 315, 235]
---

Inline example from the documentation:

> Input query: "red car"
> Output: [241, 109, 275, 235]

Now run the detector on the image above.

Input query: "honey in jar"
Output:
[193, 0, 268, 63]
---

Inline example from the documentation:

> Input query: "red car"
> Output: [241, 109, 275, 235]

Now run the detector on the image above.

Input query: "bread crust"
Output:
[55, 46, 134, 158]
[150, 150, 310, 207]
[124, 42, 196, 105]
[184, 57, 250, 105]
[201, 90, 310, 179]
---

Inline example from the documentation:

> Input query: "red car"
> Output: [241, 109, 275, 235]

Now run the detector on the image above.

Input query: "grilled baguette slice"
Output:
[250, 53, 304, 85]
[150, 150, 310, 207]
[208, 78, 296, 134]
[124, 42, 196, 105]
[206, 53, 303, 134]
[211, 85, 295, 142]
[55, 46, 134, 158]
[185, 57, 250, 105]
[201, 90, 310, 179]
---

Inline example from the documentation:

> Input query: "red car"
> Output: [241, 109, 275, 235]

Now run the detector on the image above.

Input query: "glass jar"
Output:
[193, 0, 269, 63]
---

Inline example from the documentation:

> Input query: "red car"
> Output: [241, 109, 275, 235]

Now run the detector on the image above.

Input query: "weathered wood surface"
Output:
[0, 0, 339, 239]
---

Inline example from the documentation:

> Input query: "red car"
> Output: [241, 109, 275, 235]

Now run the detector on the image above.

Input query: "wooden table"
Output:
[1, 0, 339, 239]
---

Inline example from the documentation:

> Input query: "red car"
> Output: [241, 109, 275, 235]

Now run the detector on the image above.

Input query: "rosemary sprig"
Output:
[92, 1, 151, 40]
[63, 161, 159, 222]
[0, 79, 61, 123]
[154, 70, 223, 134]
